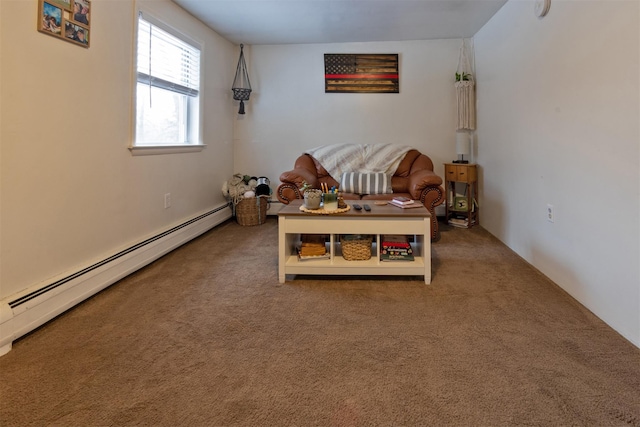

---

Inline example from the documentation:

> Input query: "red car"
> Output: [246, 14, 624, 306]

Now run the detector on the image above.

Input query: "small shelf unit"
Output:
[444, 163, 479, 228]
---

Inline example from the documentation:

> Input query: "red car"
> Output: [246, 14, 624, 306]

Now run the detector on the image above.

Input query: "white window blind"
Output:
[137, 15, 200, 97]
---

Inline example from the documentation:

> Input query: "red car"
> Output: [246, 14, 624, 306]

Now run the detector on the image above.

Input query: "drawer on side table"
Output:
[445, 164, 476, 183]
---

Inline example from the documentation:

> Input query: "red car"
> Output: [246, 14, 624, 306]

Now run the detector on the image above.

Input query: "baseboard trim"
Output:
[0, 204, 232, 356]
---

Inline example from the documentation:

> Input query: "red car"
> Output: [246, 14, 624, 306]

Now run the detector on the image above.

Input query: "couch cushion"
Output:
[340, 172, 392, 195]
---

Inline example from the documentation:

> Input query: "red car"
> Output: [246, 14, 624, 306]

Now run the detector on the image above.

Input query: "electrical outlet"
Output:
[164, 193, 171, 209]
[547, 204, 554, 223]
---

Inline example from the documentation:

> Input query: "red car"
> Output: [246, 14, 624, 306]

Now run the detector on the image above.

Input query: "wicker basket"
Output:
[340, 235, 373, 261]
[235, 196, 268, 226]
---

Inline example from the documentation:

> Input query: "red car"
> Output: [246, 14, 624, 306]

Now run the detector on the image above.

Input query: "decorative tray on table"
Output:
[299, 205, 351, 214]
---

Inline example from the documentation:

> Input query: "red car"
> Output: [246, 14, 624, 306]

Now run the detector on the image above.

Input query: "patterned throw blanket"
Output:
[305, 144, 412, 179]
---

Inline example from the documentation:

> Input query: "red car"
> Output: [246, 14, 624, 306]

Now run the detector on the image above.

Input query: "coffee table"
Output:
[278, 200, 431, 284]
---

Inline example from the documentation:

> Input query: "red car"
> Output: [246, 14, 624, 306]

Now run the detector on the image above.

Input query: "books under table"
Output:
[381, 234, 411, 248]
[297, 250, 331, 261]
[380, 234, 415, 262]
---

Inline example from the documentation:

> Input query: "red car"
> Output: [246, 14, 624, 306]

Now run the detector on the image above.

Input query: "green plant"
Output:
[300, 181, 313, 194]
[455, 72, 472, 82]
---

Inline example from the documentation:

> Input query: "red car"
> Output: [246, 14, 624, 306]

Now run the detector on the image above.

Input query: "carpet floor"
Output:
[0, 217, 639, 426]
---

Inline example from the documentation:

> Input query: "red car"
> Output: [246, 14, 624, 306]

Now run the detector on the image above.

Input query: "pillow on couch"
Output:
[340, 172, 392, 195]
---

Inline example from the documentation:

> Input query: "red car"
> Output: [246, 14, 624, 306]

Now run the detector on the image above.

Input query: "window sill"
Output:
[129, 144, 206, 156]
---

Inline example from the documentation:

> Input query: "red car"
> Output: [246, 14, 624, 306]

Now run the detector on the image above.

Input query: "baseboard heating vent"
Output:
[9, 204, 230, 309]
[0, 203, 231, 356]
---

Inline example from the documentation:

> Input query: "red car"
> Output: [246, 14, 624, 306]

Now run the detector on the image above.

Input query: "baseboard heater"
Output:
[0, 203, 232, 356]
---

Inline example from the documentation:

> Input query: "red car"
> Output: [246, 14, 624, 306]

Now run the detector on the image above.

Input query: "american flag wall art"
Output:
[324, 54, 399, 93]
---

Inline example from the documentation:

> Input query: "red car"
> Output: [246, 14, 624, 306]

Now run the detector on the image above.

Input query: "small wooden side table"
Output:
[444, 163, 478, 228]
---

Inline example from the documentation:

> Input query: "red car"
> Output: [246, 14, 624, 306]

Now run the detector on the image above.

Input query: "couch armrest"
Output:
[279, 168, 319, 189]
[407, 170, 443, 199]
[276, 183, 300, 204]
[277, 169, 320, 204]
[408, 171, 445, 239]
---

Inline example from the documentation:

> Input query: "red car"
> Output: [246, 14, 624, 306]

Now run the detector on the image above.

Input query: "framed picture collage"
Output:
[38, 0, 90, 48]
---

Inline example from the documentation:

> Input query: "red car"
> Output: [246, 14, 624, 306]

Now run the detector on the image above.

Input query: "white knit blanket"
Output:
[305, 144, 412, 179]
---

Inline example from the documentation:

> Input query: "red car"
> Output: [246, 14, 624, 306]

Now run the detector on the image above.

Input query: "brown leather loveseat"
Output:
[276, 148, 444, 239]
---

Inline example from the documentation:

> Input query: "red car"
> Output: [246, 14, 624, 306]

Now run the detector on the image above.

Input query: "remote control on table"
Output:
[353, 204, 362, 210]
[363, 204, 371, 211]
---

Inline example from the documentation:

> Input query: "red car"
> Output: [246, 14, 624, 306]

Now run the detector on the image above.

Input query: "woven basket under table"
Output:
[340, 235, 373, 261]
[235, 197, 268, 226]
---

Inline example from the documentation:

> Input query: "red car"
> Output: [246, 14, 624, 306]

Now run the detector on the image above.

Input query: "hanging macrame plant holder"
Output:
[232, 44, 252, 114]
[455, 40, 476, 131]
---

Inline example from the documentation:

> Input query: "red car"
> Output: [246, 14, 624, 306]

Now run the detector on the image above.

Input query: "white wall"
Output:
[0, 1, 235, 300]
[474, 0, 640, 346]
[233, 39, 462, 200]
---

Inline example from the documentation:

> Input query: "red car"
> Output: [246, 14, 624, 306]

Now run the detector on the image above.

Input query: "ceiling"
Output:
[172, 0, 508, 46]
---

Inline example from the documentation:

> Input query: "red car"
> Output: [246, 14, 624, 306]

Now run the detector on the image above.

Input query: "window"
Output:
[133, 13, 202, 153]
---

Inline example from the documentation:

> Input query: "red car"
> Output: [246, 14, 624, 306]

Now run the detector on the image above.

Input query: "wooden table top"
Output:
[278, 199, 430, 218]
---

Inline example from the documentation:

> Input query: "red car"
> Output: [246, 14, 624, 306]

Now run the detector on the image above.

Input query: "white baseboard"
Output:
[0, 204, 232, 356]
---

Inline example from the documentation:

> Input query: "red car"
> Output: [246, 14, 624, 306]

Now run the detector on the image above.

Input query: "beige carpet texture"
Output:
[1, 218, 639, 426]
